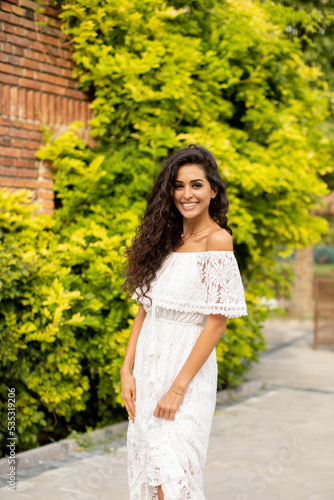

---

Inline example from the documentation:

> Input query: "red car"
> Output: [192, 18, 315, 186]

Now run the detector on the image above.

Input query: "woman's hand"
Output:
[120, 368, 136, 422]
[153, 388, 185, 420]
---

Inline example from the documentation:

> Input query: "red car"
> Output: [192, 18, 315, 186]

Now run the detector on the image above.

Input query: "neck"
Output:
[182, 216, 213, 237]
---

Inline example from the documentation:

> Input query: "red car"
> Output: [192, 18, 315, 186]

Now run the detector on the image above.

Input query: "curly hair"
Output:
[122, 144, 232, 304]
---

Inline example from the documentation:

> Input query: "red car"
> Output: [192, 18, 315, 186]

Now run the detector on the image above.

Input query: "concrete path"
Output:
[1, 318, 333, 499]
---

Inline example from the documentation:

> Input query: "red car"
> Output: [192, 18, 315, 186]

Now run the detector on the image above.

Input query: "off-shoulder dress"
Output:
[128, 250, 248, 500]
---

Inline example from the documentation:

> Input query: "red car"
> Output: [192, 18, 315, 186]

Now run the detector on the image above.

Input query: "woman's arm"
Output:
[153, 314, 226, 420]
[172, 229, 232, 393]
[120, 304, 147, 422]
[172, 313, 226, 392]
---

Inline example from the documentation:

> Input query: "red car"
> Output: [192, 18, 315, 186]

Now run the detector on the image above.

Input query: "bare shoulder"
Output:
[206, 228, 233, 251]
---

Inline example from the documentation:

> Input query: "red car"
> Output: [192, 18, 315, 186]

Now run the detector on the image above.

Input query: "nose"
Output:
[183, 185, 193, 199]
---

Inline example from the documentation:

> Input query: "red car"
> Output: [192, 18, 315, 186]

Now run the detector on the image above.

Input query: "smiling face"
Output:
[173, 164, 217, 220]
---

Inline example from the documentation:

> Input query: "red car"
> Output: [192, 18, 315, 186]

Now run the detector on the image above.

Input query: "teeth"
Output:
[182, 203, 198, 207]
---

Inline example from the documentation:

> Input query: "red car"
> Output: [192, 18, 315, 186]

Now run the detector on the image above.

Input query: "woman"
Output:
[121, 144, 248, 500]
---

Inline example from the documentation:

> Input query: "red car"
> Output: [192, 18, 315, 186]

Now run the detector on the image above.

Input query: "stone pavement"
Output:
[1, 318, 333, 499]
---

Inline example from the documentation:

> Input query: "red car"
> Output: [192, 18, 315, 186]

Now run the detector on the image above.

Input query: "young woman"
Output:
[121, 144, 248, 500]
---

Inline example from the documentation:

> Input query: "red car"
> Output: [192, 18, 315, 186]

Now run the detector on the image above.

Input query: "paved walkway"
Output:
[1, 318, 333, 499]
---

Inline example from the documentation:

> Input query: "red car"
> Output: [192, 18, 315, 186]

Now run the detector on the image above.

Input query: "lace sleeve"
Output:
[197, 252, 248, 318]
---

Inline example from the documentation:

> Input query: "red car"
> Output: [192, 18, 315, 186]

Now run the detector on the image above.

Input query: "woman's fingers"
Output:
[153, 388, 184, 419]
[120, 373, 136, 422]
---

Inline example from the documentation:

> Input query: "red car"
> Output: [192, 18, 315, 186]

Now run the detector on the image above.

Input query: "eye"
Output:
[174, 184, 183, 189]
[192, 183, 202, 188]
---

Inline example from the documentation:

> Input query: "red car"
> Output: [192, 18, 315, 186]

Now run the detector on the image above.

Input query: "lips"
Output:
[181, 202, 199, 210]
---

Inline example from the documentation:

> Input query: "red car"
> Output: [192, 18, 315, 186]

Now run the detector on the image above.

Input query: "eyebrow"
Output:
[175, 178, 204, 183]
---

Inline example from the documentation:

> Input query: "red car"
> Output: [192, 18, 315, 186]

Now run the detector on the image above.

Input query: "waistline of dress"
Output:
[144, 312, 206, 328]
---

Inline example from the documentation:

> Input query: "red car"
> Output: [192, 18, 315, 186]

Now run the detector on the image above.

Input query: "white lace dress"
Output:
[128, 250, 248, 500]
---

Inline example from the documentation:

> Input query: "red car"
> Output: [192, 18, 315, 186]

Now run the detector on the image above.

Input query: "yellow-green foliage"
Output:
[0, 189, 89, 454]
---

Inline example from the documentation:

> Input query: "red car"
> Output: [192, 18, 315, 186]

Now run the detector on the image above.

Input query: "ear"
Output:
[211, 185, 218, 199]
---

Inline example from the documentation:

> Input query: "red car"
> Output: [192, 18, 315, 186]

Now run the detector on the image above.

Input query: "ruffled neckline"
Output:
[171, 250, 234, 255]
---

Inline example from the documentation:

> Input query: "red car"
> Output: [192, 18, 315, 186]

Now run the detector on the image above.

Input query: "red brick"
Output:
[22, 68, 35, 79]
[47, 17, 61, 29]
[44, 4, 59, 17]
[0, 136, 12, 146]
[12, 45, 24, 56]
[2, 85, 10, 115]
[55, 95, 61, 124]
[41, 168, 53, 179]
[68, 99, 73, 122]
[0, 117, 11, 126]
[12, 138, 24, 147]
[24, 49, 46, 62]
[74, 100, 80, 120]
[2, 53, 21, 66]
[13, 158, 35, 168]
[21, 149, 37, 159]
[19, 88, 26, 119]
[1, 2, 13, 13]
[20, 0, 38, 10]
[12, 5, 25, 16]
[38, 190, 54, 200]
[60, 67, 73, 78]
[0, 166, 17, 175]
[48, 45, 72, 61]
[0, 146, 22, 158]
[10, 86, 18, 117]
[19, 77, 41, 91]
[80, 101, 86, 123]
[0, 178, 13, 187]
[13, 26, 26, 37]
[25, 140, 40, 149]
[9, 119, 38, 130]
[38, 24, 61, 38]
[5, 34, 28, 48]
[10, 178, 37, 188]
[41, 93, 48, 122]
[8, 127, 41, 140]
[5, 0, 19, 5]
[20, 58, 41, 71]
[1, 43, 13, 54]
[37, 179, 53, 189]
[29, 41, 45, 53]
[0, 73, 19, 85]
[0, 11, 15, 23]
[49, 94, 55, 124]
[35, 32, 60, 48]
[19, 17, 37, 31]
[3, 23, 14, 34]
[0, 63, 22, 77]
[26, 90, 34, 120]
[16, 167, 38, 177]
[26, 29, 37, 41]
[34, 92, 41, 120]
[22, 179, 37, 188]
[44, 72, 67, 88]
[2, 157, 15, 166]
[0, 126, 8, 135]
[62, 97, 67, 124]
[40, 82, 65, 96]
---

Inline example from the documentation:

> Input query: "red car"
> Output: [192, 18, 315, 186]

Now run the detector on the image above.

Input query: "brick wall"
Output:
[0, 0, 94, 214]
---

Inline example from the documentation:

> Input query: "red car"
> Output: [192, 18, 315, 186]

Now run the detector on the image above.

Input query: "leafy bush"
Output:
[0, 189, 89, 454]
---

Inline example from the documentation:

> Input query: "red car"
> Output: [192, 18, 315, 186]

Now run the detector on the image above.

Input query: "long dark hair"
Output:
[122, 144, 232, 302]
